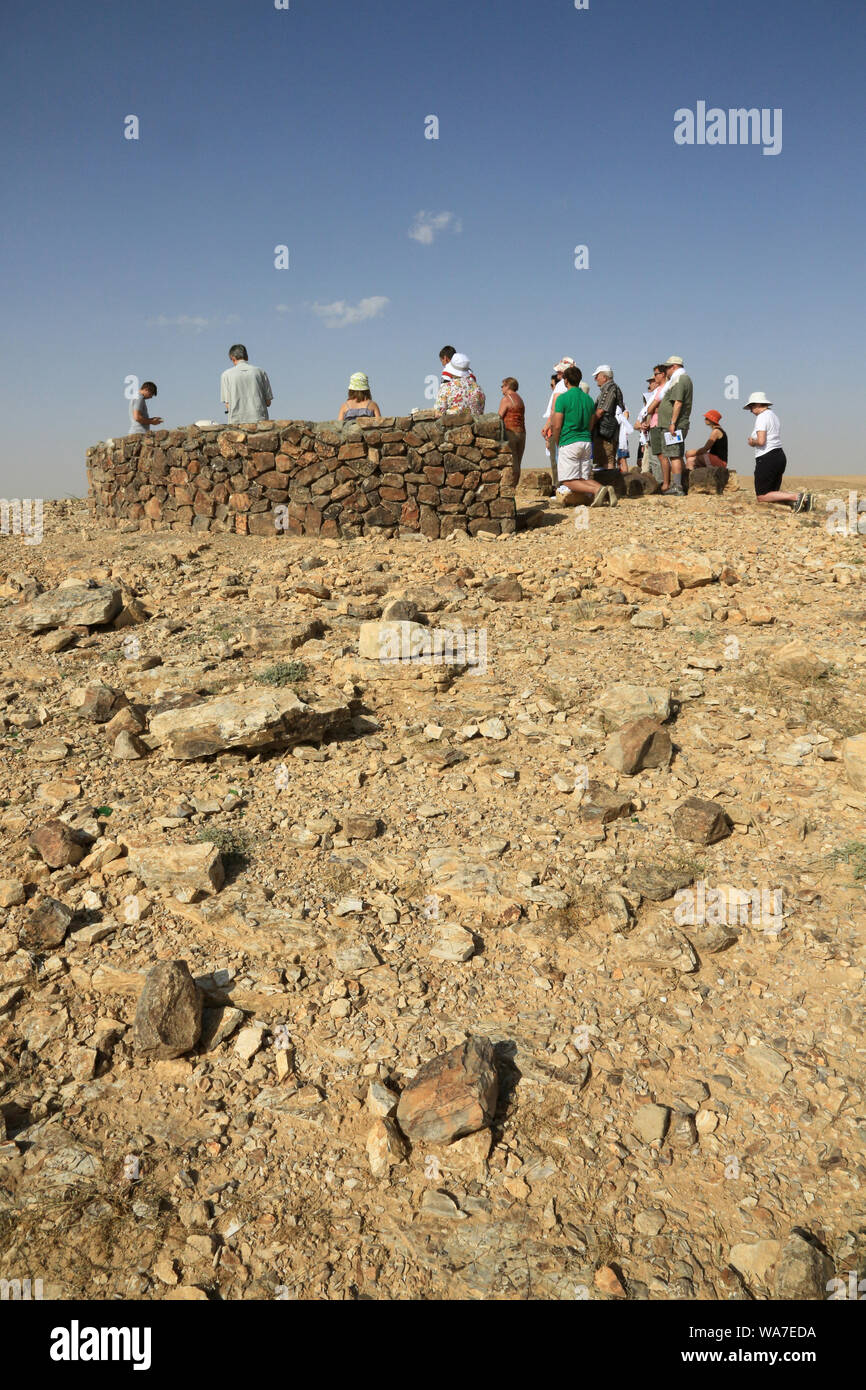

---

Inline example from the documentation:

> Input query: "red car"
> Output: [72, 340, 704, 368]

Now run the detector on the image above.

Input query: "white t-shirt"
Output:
[543, 380, 567, 419]
[753, 409, 781, 457]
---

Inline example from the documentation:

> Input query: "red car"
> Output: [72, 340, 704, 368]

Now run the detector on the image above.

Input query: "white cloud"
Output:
[408, 211, 462, 245]
[311, 296, 390, 328]
[147, 314, 210, 332]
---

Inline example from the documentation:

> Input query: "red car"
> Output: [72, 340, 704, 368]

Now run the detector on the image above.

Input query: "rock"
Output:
[430, 922, 475, 963]
[842, 733, 866, 791]
[28, 820, 87, 868]
[592, 684, 672, 731]
[671, 797, 732, 844]
[604, 717, 672, 775]
[594, 1265, 627, 1297]
[367, 1081, 399, 1117]
[342, 813, 379, 841]
[113, 731, 148, 760]
[381, 597, 419, 622]
[133, 960, 202, 1060]
[69, 682, 127, 723]
[366, 1118, 408, 1177]
[37, 779, 81, 806]
[148, 688, 350, 760]
[334, 938, 380, 974]
[773, 1233, 833, 1300]
[625, 864, 695, 901]
[199, 1005, 244, 1051]
[743, 1042, 791, 1087]
[0, 879, 26, 907]
[120, 837, 225, 898]
[359, 620, 428, 662]
[396, 1036, 499, 1145]
[484, 577, 523, 602]
[635, 1209, 666, 1236]
[30, 737, 69, 763]
[625, 924, 698, 973]
[770, 640, 828, 682]
[15, 583, 122, 633]
[19, 896, 74, 950]
[633, 1103, 670, 1144]
[234, 1025, 266, 1063]
[580, 783, 634, 824]
[729, 1240, 782, 1287]
[479, 717, 507, 740]
[605, 547, 715, 596]
[631, 609, 666, 630]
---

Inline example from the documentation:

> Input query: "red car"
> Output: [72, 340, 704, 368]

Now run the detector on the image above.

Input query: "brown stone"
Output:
[29, 819, 87, 868]
[19, 895, 74, 950]
[133, 960, 202, 1060]
[604, 718, 673, 775]
[395, 1036, 499, 1144]
[672, 797, 732, 844]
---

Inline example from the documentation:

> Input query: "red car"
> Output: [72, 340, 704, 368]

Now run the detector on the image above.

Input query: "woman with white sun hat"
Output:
[744, 391, 811, 513]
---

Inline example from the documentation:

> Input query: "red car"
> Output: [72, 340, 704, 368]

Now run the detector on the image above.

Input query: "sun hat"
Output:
[743, 391, 773, 409]
[665, 355, 684, 367]
[593, 364, 613, 377]
[349, 372, 370, 391]
[704, 409, 722, 424]
[448, 352, 472, 377]
[554, 357, 575, 373]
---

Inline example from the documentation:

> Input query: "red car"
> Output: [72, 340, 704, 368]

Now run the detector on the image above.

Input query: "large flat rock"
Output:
[147, 688, 351, 759]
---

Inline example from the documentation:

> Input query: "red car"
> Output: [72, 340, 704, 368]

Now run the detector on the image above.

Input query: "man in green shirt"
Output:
[551, 366, 617, 507]
[656, 355, 693, 495]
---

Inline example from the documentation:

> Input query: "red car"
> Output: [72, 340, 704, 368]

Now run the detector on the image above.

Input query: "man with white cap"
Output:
[656, 355, 692, 495]
[541, 358, 575, 490]
[590, 365, 624, 473]
[744, 391, 811, 510]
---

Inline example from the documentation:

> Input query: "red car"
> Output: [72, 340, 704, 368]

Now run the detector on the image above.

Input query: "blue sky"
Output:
[2, 0, 863, 497]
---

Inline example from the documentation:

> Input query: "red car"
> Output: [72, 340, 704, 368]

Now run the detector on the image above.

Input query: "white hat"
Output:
[665, 355, 684, 367]
[554, 357, 575, 373]
[743, 391, 773, 408]
[593, 364, 613, 377]
[449, 352, 471, 376]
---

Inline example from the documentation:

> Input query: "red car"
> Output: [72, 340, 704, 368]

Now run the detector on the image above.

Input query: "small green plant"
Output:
[830, 842, 866, 881]
[197, 826, 252, 868]
[691, 630, 712, 645]
[257, 661, 308, 687]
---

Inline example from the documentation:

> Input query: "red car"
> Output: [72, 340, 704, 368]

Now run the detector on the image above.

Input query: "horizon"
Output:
[2, 0, 864, 500]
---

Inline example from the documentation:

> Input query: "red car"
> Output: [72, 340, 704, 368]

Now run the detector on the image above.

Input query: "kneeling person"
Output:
[551, 366, 617, 508]
[686, 409, 728, 472]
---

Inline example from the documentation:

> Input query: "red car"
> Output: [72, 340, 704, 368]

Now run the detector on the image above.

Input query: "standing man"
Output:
[656, 355, 693, 495]
[220, 344, 273, 424]
[129, 381, 162, 435]
[636, 365, 667, 483]
[590, 365, 624, 473]
[542, 358, 574, 487]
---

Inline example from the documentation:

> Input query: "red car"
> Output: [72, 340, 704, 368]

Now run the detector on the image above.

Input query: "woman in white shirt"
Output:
[744, 392, 812, 512]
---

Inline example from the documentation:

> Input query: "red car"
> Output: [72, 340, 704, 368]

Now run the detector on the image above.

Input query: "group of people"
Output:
[128, 342, 813, 513]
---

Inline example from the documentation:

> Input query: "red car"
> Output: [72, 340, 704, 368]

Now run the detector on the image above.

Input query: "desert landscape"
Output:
[1, 462, 864, 1303]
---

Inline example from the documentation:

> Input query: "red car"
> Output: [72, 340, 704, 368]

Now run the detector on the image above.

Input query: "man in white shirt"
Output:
[220, 345, 273, 424]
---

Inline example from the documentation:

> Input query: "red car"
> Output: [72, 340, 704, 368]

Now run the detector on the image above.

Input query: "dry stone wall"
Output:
[85, 410, 517, 539]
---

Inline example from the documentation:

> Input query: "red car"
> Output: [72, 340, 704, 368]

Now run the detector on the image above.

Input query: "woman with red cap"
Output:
[685, 409, 728, 474]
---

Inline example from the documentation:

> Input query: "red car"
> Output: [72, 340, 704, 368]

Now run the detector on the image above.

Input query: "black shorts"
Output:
[754, 448, 786, 496]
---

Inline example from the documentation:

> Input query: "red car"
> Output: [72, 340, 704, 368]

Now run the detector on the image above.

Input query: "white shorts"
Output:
[558, 441, 593, 481]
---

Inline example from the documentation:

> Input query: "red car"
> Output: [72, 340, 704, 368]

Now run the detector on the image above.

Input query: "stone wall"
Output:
[85, 411, 517, 539]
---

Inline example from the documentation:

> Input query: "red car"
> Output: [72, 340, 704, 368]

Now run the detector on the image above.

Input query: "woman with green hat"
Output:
[338, 372, 382, 423]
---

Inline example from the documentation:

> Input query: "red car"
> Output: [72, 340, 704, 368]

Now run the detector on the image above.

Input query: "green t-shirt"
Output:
[554, 387, 595, 446]
[657, 373, 693, 434]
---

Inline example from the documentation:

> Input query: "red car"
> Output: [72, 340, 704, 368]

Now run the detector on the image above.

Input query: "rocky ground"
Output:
[1, 479, 865, 1302]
